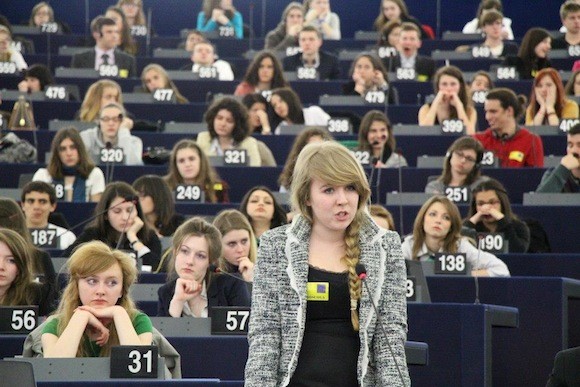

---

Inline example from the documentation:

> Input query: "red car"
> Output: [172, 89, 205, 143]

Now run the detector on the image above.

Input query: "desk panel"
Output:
[426, 277, 580, 386]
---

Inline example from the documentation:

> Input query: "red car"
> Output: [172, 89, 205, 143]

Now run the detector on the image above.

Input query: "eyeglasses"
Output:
[100, 115, 122, 123]
[454, 151, 477, 164]
[476, 199, 501, 207]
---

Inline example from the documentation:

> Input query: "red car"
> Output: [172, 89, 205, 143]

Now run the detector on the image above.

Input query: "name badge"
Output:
[559, 119, 579, 133]
[152, 88, 175, 103]
[99, 64, 119, 77]
[130, 25, 148, 36]
[406, 276, 417, 301]
[224, 149, 248, 165]
[175, 184, 203, 202]
[52, 183, 65, 200]
[45, 86, 68, 100]
[100, 147, 125, 164]
[478, 232, 507, 254]
[444, 186, 470, 204]
[508, 150, 524, 163]
[0, 62, 17, 74]
[496, 66, 518, 80]
[480, 150, 498, 167]
[351, 150, 371, 165]
[198, 66, 218, 79]
[40, 22, 58, 33]
[30, 228, 58, 249]
[377, 46, 397, 58]
[327, 117, 351, 134]
[471, 46, 491, 58]
[306, 282, 329, 301]
[434, 253, 467, 275]
[395, 67, 416, 81]
[568, 45, 580, 57]
[440, 119, 465, 135]
[364, 90, 385, 104]
[296, 67, 318, 80]
[110, 346, 159, 379]
[210, 307, 251, 335]
[0, 306, 38, 334]
[472, 90, 488, 105]
[218, 25, 235, 37]
[286, 46, 301, 57]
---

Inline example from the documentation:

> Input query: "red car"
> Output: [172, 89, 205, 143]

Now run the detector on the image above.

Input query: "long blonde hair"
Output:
[291, 141, 371, 331]
[53, 241, 139, 357]
[79, 79, 124, 122]
[140, 64, 189, 104]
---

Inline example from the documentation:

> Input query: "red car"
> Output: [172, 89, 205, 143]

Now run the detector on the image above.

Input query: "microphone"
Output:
[395, 147, 404, 234]
[54, 195, 138, 240]
[209, 264, 252, 283]
[104, 141, 113, 184]
[355, 264, 408, 387]
[367, 143, 380, 204]
[248, 1, 255, 51]
[474, 234, 483, 305]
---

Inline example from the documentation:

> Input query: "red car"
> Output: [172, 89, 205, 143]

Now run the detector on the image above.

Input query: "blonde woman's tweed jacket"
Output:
[245, 214, 410, 386]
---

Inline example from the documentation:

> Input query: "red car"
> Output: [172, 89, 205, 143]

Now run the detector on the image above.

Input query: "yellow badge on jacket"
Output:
[307, 282, 329, 301]
[509, 151, 524, 163]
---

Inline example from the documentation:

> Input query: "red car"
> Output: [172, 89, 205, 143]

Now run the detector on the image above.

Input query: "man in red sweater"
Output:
[475, 88, 544, 167]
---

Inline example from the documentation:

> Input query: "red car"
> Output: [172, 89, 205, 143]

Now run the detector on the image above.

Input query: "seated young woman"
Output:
[213, 209, 257, 282]
[425, 136, 489, 194]
[464, 178, 531, 253]
[0, 198, 56, 311]
[196, 97, 262, 166]
[33, 127, 105, 202]
[164, 139, 229, 203]
[157, 217, 251, 317]
[132, 175, 185, 238]
[239, 186, 288, 240]
[234, 51, 289, 97]
[525, 67, 579, 126]
[42, 241, 152, 357]
[0, 228, 54, 316]
[342, 53, 398, 105]
[355, 110, 407, 168]
[138, 64, 188, 104]
[270, 87, 330, 134]
[63, 182, 161, 272]
[401, 195, 510, 277]
[418, 65, 477, 134]
[77, 79, 134, 130]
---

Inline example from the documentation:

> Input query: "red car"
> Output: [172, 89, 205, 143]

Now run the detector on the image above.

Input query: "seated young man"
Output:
[553, 1, 580, 49]
[385, 22, 435, 81]
[536, 123, 580, 192]
[181, 41, 234, 81]
[20, 181, 76, 250]
[282, 25, 340, 80]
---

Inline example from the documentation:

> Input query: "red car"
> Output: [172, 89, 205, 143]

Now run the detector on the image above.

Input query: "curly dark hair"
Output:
[204, 97, 251, 144]
[242, 50, 289, 89]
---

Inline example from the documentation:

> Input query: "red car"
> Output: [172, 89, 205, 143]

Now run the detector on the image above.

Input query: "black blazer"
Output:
[283, 50, 341, 80]
[71, 48, 137, 78]
[502, 55, 552, 80]
[546, 346, 580, 387]
[385, 54, 436, 80]
[469, 42, 519, 58]
[157, 275, 251, 316]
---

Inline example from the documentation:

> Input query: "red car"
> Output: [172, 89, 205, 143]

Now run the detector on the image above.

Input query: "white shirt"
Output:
[274, 105, 331, 134]
[192, 59, 234, 81]
[462, 17, 514, 40]
[7, 48, 28, 71]
[94, 47, 115, 70]
[401, 235, 511, 277]
[32, 167, 106, 202]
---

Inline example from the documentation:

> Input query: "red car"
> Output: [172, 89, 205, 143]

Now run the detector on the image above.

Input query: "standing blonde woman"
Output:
[245, 141, 410, 386]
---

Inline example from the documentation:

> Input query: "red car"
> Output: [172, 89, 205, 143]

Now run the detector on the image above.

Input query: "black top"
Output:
[282, 50, 341, 80]
[502, 56, 552, 80]
[158, 213, 186, 237]
[289, 266, 359, 387]
[34, 248, 57, 314]
[157, 274, 251, 316]
[551, 35, 571, 50]
[62, 226, 162, 270]
[342, 81, 399, 105]
[463, 217, 531, 253]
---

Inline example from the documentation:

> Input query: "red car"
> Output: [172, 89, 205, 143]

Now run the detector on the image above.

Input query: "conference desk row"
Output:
[4, 272, 580, 387]
[0, 73, 537, 105]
